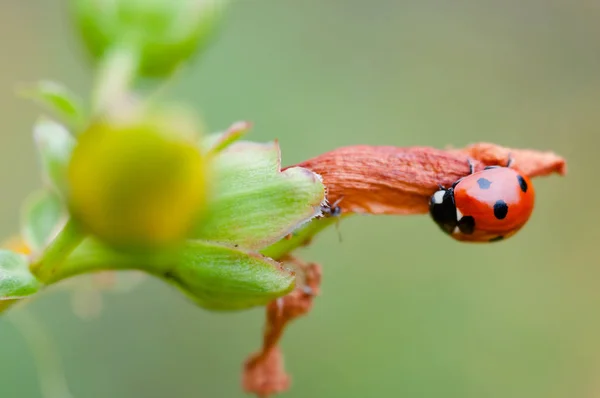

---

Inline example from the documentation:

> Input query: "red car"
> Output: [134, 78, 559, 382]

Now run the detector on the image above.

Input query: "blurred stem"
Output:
[92, 44, 139, 115]
[43, 239, 175, 285]
[30, 219, 85, 283]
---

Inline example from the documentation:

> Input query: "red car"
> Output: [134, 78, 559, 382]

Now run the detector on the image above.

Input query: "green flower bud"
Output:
[72, 0, 227, 77]
[67, 106, 207, 249]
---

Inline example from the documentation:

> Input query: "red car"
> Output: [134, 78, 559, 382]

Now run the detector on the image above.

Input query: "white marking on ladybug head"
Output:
[456, 208, 463, 221]
[433, 190, 445, 204]
[453, 226, 460, 234]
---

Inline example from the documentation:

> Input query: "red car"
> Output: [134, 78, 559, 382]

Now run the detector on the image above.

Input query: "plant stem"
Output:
[42, 239, 175, 285]
[30, 219, 85, 284]
[92, 44, 139, 115]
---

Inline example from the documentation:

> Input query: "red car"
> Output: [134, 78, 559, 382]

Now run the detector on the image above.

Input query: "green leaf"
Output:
[203, 121, 251, 154]
[0, 250, 41, 299]
[164, 241, 295, 311]
[193, 141, 326, 250]
[21, 190, 66, 254]
[33, 118, 76, 194]
[19, 81, 86, 129]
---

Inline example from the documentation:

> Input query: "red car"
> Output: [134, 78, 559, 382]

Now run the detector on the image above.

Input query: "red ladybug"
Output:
[429, 159, 535, 242]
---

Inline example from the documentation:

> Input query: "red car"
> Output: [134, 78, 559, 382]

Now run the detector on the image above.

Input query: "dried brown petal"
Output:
[243, 259, 321, 398]
[293, 143, 566, 215]
[454, 142, 567, 178]
[243, 347, 289, 398]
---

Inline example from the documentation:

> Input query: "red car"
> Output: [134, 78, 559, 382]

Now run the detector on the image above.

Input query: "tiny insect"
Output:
[429, 158, 535, 242]
[321, 199, 342, 218]
[321, 197, 343, 241]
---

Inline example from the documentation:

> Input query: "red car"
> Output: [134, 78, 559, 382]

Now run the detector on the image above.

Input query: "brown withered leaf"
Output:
[292, 143, 566, 215]
[243, 259, 321, 398]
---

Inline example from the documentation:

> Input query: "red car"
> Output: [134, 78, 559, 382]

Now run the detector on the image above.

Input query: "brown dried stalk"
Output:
[243, 258, 321, 397]
[243, 143, 566, 397]
[296, 143, 566, 215]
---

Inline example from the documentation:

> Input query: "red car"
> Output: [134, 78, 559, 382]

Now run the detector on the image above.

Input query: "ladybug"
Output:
[429, 159, 535, 242]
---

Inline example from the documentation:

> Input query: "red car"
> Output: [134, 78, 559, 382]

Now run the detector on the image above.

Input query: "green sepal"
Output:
[193, 141, 326, 250]
[19, 81, 86, 130]
[0, 250, 41, 300]
[21, 190, 66, 254]
[164, 241, 295, 310]
[203, 121, 251, 154]
[33, 118, 76, 194]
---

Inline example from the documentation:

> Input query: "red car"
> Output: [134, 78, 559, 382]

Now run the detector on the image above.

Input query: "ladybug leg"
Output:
[451, 159, 472, 189]
[467, 158, 475, 174]
[506, 153, 514, 168]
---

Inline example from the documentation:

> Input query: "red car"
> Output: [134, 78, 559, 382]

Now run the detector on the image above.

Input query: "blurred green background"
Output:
[0, 1, 597, 397]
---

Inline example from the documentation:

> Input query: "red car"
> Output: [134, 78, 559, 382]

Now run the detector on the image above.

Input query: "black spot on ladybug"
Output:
[489, 235, 504, 242]
[493, 200, 509, 220]
[517, 175, 528, 193]
[477, 178, 492, 189]
[457, 216, 475, 234]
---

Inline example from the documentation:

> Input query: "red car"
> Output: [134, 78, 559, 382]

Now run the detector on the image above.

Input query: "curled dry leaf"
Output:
[292, 143, 566, 215]
[243, 259, 321, 398]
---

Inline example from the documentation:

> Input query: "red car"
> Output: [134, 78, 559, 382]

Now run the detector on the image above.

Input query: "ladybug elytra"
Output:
[429, 159, 535, 242]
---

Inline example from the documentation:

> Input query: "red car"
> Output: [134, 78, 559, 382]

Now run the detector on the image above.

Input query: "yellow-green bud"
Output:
[67, 107, 207, 249]
[72, 0, 227, 77]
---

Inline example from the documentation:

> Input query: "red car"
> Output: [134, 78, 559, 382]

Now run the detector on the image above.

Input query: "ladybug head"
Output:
[429, 188, 458, 234]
